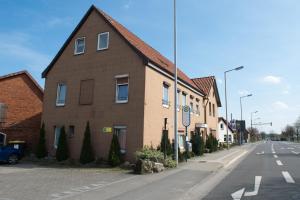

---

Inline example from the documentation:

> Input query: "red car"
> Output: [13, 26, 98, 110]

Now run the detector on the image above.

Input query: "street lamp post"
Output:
[173, 0, 178, 166]
[224, 66, 244, 149]
[239, 94, 252, 144]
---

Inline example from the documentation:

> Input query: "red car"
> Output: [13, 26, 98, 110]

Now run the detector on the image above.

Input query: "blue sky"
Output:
[1, 0, 299, 133]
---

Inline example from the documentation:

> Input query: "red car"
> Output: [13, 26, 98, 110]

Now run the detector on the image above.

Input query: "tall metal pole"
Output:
[224, 72, 229, 150]
[173, 0, 178, 166]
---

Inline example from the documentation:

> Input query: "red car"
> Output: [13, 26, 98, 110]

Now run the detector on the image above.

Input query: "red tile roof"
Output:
[192, 76, 215, 95]
[42, 5, 202, 94]
[0, 70, 43, 94]
[192, 76, 222, 107]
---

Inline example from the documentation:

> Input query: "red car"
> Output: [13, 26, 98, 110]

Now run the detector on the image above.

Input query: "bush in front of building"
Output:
[159, 130, 172, 156]
[56, 126, 69, 161]
[36, 123, 47, 159]
[108, 133, 121, 166]
[80, 121, 95, 164]
[190, 132, 205, 156]
[206, 134, 218, 153]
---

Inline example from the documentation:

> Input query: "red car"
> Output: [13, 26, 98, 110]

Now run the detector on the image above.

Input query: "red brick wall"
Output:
[0, 73, 43, 152]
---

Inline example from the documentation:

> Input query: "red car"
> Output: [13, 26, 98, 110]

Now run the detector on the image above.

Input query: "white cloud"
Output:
[282, 90, 289, 94]
[123, 0, 133, 9]
[0, 32, 51, 71]
[262, 75, 281, 84]
[47, 17, 72, 28]
[217, 78, 223, 85]
[272, 101, 289, 110]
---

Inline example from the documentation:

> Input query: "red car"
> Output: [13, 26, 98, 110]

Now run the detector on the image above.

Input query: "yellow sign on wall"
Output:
[103, 127, 112, 133]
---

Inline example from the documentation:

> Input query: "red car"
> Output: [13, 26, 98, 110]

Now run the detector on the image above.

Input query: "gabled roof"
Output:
[0, 70, 43, 94]
[192, 76, 222, 107]
[218, 117, 234, 133]
[41, 5, 202, 94]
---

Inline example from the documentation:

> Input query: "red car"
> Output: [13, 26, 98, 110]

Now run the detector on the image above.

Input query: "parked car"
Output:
[0, 141, 25, 164]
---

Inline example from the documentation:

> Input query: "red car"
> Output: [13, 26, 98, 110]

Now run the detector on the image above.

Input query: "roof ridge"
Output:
[192, 75, 215, 80]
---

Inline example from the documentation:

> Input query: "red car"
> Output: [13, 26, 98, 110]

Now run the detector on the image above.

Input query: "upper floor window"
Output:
[74, 37, 85, 55]
[97, 32, 109, 50]
[177, 90, 180, 110]
[196, 104, 200, 115]
[116, 75, 129, 103]
[162, 83, 169, 107]
[56, 83, 67, 106]
[209, 102, 212, 116]
[220, 123, 224, 130]
[190, 102, 194, 113]
[182, 92, 187, 106]
[213, 103, 216, 117]
[0, 103, 8, 123]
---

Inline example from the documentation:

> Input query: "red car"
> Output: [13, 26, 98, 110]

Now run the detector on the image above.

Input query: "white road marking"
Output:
[273, 155, 278, 158]
[272, 151, 276, 154]
[276, 160, 283, 166]
[291, 151, 300, 155]
[231, 188, 245, 200]
[287, 147, 294, 150]
[51, 176, 137, 200]
[244, 176, 262, 197]
[225, 150, 248, 168]
[256, 151, 264, 155]
[282, 171, 295, 183]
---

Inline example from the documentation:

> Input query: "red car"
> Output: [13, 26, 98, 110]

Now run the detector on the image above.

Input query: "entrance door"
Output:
[0, 132, 6, 146]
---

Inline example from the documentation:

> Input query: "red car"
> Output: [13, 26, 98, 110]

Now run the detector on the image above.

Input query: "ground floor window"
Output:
[179, 134, 185, 149]
[54, 126, 61, 149]
[229, 135, 232, 142]
[114, 126, 127, 154]
[224, 135, 227, 142]
[0, 132, 6, 146]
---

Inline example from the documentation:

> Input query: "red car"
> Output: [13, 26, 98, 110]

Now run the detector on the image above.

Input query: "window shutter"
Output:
[79, 79, 95, 105]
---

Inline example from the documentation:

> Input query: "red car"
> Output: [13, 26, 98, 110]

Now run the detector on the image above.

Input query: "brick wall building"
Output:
[0, 71, 43, 151]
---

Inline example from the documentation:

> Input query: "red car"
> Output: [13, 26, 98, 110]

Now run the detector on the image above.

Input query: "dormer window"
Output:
[97, 32, 109, 50]
[74, 37, 85, 55]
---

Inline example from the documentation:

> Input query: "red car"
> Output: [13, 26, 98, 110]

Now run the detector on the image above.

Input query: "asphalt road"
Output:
[203, 141, 300, 200]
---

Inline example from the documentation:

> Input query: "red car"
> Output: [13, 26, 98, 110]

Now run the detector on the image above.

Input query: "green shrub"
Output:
[135, 146, 164, 162]
[36, 123, 47, 159]
[160, 130, 172, 156]
[163, 157, 177, 168]
[191, 132, 202, 156]
[206, 134, 218, 153]
[56, 126, 69, 161]
[108, 133, 121, 166]
[79, 122, 95, 164]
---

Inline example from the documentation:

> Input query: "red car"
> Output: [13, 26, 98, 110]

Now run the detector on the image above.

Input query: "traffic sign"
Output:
[182, 105, 190, 127]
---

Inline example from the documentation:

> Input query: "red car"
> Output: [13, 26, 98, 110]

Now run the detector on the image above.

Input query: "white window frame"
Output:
[190, 102, 194, 114]
[114, 126, 127, 154]
[115, 75, 129, 104]
[54, 126, 61, 149]
[162, 84, 169, 108]
[196, 104, 200, 116]
[74, 37, 85, 55]
[97, 32, 109, 51]
[182, 93, 187, 106]
[56, 83, 67, 107]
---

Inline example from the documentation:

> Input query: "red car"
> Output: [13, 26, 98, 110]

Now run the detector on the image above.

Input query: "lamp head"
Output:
[235, 66, 244, 71]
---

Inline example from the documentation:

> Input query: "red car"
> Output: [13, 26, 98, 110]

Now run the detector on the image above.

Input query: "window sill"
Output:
[116, 100, 128, 104]
[162, 104, 170, 108]
[56, 103, 65, 107]
[97, 47, 109, 51]
[74, 51, 84, 56]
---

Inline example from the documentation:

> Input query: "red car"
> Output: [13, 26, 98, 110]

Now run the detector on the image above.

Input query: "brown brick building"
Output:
[41, 5, 221, 162]
[0, 71, 43, 151]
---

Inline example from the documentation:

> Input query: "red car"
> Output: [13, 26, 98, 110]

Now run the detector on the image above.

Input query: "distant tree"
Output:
[80, 122, 95, 164]
[294, 116, 300, 141]
[282, 125, 295, 141]
[260, 131, 267, 140]
[36, 123, 47, 159]
[108, 133, 121, 166]
[56, 126, 69, 161]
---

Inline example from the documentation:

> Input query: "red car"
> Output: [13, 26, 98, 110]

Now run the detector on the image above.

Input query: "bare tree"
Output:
[281, 125, 296, 141]
[294, 116, 300, 141]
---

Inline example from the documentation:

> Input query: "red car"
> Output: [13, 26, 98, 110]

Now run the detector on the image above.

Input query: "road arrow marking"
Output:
[231, 188, 245, 200]
[291, 151, 300, 155]
[274, 155, 278, 158]
[276, 160, 283, 166]
[282, 171, 295, 183]
[244, 176, 262, 197]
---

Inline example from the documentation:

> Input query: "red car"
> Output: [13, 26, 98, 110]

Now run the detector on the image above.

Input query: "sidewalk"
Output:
[56, 143, 257, 200]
